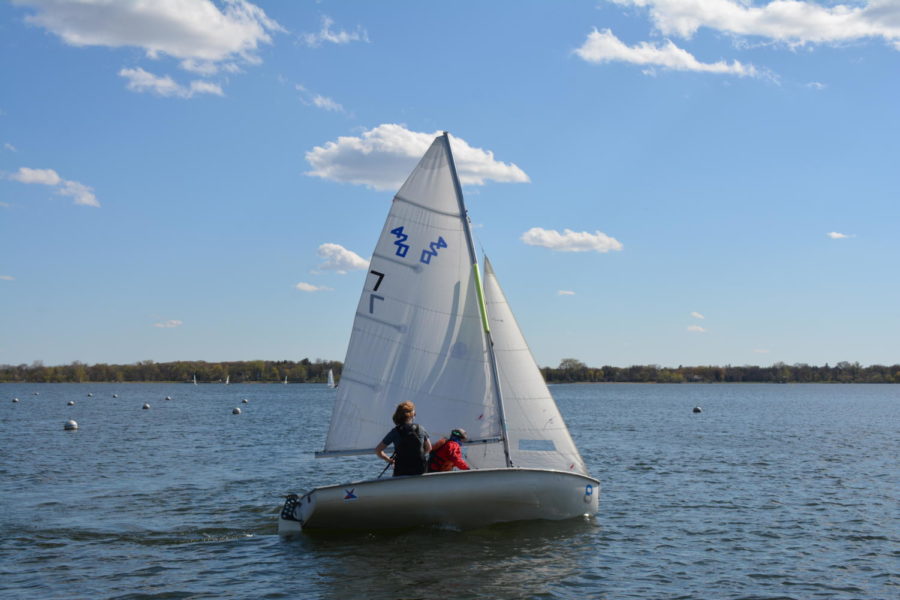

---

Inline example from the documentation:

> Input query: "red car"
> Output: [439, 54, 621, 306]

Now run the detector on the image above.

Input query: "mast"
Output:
[440, 132, 513, 468]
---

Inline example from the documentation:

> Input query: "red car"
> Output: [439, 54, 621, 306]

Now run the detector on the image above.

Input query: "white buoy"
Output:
[64, 419, 78, 430]
[242, 398, 249, 404]
[232, 407, 241, 415]
[12, 398, 20, 403]
[143, 403, 151, 410]
[165, 396, 172, 401]
[112, 394, 118, 398]
[693, 406, 702, 413]
[67, 400, 75, 406]
[87, 393, 93, 397]
[33, 392, 39, 395]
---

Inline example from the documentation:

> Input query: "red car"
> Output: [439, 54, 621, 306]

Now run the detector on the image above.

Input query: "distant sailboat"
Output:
[326, 369, 335, 389]
[284, 375, 288, 385]
[225, 375, 230, 385]
[278, 132, 597, 532]
[192, 373, 197, 385]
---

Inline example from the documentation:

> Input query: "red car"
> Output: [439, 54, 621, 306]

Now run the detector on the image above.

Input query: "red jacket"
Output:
[428, 438, 470, 472]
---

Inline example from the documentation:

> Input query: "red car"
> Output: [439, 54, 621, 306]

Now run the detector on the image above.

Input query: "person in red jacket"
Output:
[427, 429, 470, 472]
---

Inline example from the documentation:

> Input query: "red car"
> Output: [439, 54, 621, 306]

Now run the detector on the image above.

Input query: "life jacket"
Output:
[427, 438, 470, 472]
[427, 438, 449, 472]
[392, 423, 427, 476]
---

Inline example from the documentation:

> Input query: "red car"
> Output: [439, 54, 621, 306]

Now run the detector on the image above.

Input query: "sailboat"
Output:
[192, 373, 197, 385]
[284, 375, 288, 385]
[278, 133, 598, 532]
[225, 375, 229, 385]
[326, 368, 336, 389]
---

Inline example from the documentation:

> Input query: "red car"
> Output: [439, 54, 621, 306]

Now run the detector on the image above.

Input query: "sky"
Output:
[1, 0, 898, 369]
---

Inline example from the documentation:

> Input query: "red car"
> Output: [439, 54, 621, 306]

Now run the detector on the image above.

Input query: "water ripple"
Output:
[2, 383, 898, 599]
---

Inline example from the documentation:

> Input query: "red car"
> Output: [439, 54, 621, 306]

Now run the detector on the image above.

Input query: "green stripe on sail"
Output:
[473, 263, 490, 333]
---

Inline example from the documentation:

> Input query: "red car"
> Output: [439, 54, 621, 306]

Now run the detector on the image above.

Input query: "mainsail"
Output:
[319, 135, 501, 457]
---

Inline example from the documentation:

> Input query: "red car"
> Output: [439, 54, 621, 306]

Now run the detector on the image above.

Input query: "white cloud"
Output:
[610, 0, 900, 49]
[312, 95, 343, 112]
[6, 167, 99, 207]
[827, 231, 851, 239]
[558, 290, 576, 296]
[295, 84, 344, 112]
[9, 167, 61, 185]
[521, 227, 623, 253]
[119, 67, 224, 98]
[295, 282, 333, 293]
[153, 319, 183, 328]
[188, 79, 225, 96]
[0, 275, 14, 281]
[691, 311, 705, 319]
[316, 243, 369, 274]
[17, 0, 283, 66]
[687, 325, 707, 333]
[807, 81, 826, 90]
[306, 124, 530, 191]
[300, 15, 369, 47]
[576, 28, 760, 77]
[16, 0, 281, 94]
[4, 143, 16, 152]
[179, 58, 224, 75]
[57, 179, 99, 207]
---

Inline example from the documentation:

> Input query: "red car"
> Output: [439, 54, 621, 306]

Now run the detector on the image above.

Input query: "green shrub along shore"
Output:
[1, 358, 898, 384]
[542, 359, 899, 384]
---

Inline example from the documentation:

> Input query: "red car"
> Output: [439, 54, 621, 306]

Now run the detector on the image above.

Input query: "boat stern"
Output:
[277, 493, 308, 535]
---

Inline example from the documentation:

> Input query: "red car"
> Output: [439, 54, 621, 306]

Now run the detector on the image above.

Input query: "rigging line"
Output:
[467, 210, 485, 255]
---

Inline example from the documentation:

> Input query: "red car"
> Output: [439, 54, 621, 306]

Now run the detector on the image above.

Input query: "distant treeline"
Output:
[1, 358, 898, 384]
[541, 359, 900, 384]
[0, 359, 342, 384]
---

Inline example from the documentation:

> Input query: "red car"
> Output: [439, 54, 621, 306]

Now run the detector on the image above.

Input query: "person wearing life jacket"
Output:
[375, 401, 432, 476]
[427, 429, 470, 472]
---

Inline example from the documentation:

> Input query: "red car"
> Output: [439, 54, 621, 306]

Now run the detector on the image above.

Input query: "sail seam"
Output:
[372, 252, 423, 271]
[339, 371, 498, 409]
[394, 193, 461, 218]
[347, 326, 495, 366]
[338, 374, 378, 390]
[352, 298, 486, 322]
[355, 312, 405, 332]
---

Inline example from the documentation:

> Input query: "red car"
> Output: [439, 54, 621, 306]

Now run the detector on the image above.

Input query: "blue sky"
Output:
[1, 0, 898, 369]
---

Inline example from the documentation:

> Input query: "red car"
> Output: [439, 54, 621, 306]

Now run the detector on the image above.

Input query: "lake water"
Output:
[1, 383, 896, 599]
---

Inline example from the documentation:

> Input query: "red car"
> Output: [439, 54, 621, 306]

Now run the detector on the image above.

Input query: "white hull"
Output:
[278, 468, 599, 533]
